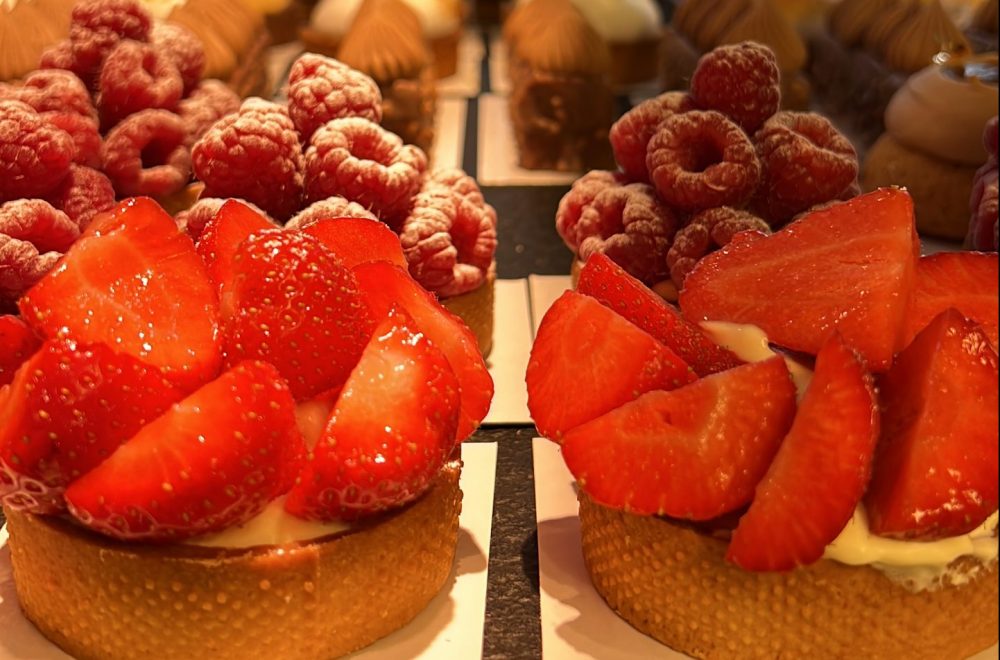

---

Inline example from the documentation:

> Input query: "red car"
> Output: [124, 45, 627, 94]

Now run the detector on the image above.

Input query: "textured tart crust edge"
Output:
[578, 492, 999, 660]
[440, 265, 495, 358]
[4, 459, 462, 660]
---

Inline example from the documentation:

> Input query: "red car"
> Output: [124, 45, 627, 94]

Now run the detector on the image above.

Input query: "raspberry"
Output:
[71, 0, 151, 41]
[102, 109, 191, 197]
[968, 162, 998, 251]
[176, 80, 241, 145]
[150, 23, 205, 95]
[39, 40, 76, 72]
[574, 183, 678, 286]
[398, 179, 498, 298]
[304, 117, 427, 221]
[98, 40, 183, 129]
[0, 102, 74, 202]
[0, 235, 61, 307]
[41, 111, 102, 169]
[192, 99, 305, 221]
[667, 206, 771, 288]
[647, 110, 761, 213]
[752, 111, 858, 225]
[176, 197, 275, 242]
[9, 70, 97, 121]
[690, 42, 781, 134]
[0, 199, 79, 253]
[428, 168, 494, 209]
[286, 53, 382, 142]
[556, 170, 628, 251]
[286, 196, 378, 229]
[46, 166, 116, 230]
[68, 26, 123, 90]
[610, 92, 695, 182]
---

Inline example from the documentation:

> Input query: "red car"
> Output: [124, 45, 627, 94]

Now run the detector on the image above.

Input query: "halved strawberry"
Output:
[528, 290, 697, 442]
[562, 357, 797, 519]
[224, 230, 374, 401]
[195, 198, 276, 317]
[727, 334, 879, 571]
[353, 261, 492, 442]
[0, 315, 40, 386]
[19, 197, 222, 390]
[900, 252, 998, 350]
[1, 340, 184, 513]
[303, 217, 407, 270]
[65, 361, 304, 542]
[679, 188, 920, 371]
[576, 252, 743, 376]
[285, 308, 460, 522]
[865, 308, 999, 539]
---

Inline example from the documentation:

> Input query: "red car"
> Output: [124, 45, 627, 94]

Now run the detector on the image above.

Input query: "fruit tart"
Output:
[528, 188, 999, 658]
[1, 196, 494, 660]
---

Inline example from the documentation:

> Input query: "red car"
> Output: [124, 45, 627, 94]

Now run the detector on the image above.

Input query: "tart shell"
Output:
[440, 265, 495, 358]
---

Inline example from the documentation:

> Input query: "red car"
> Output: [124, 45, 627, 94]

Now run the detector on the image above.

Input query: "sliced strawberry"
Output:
[679, 188, 920, 371]
[65, 361, 304, 542]
[527, 290, 697, 442]
[727, 334, 879, 571]
[0, 315, 40, 386]
[0, 339, 184, 513]
[901, 252, 998, 350]
[303, 217, 407, 270]
[865, 308, 999, 539]
[562, 357, 797, 519]
[353, 262, 492, 442]
[195, 199, 276, 317]
[285, 308, 460, 522]
[576, 252, 743, 376]
[19, 197, 222, 390]
[224, 230, 374, 401]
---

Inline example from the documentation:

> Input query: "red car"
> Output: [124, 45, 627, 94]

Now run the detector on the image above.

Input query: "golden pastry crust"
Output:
[4, 459, 462, 660]
[440, 266, 495, 358]
[579, 493, 999, 660]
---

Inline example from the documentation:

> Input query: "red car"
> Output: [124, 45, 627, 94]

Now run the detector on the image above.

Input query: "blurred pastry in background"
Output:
[0, 0, 75, 82]
[400, 0, 465, 78]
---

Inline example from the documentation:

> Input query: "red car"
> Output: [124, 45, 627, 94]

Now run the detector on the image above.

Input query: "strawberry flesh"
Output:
[303, 217, 407, 270]
[285, 308, 460, 522]
[0, 315, 40, 386]
[528, 290, 696, 442]
[576, 252, 743, 376]
[65, 360, 305, 542]
[727, 334, 879, 571]
[865, 308, 999, 539]
[679, 188, 920, 371]
[562, 356, 797, 519]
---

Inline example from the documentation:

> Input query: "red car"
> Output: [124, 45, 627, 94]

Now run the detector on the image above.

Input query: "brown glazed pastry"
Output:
[335, 0, 436, 153]
[504, 0, 615, 172]
[0, 0, 75, 82]
[966, 0, 999, 53]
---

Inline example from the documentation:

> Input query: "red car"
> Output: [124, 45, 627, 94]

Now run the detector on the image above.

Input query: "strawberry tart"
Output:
[1, 196, 493, 659]
[528, 188, 999, 658]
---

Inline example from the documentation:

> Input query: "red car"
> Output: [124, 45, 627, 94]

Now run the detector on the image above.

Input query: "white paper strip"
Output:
[483, 279, 533, 425]
[527, 274, 573, 336]
[431, 98, 468, 172]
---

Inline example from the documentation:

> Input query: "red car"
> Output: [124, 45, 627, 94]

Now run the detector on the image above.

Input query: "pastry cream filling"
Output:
[700, 320, 999, 588]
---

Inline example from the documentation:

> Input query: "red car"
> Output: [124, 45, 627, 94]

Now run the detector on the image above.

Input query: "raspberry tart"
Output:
[529, 188, 999, 658]
[1, 196, 493, 659]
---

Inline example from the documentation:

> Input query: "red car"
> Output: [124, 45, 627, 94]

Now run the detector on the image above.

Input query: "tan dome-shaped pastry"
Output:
[0, 0, 74, 81]
[672, 0, 730, 42]
[337, 0, 429, 81]
[883, 0, 971, 73]
[973, 0, 998, 33]
[690, 0, 751, 52]
[508, 0, 610, 76]
[829, 0, 903, 47]
[861, 0, 919, 58]
[717, 0, 807, 73]
[166, 0, 264, 79]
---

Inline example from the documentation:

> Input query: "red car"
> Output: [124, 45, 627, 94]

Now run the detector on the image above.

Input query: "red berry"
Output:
[179, 196, 273, 243]
[0, 315, 40, 387]
[527, 290, 696, 442]
[690, 42, 781, 134]
[149, 23, 205, 95]
[101, 109, 191, 197]
[0, 237, 60, 310]
[286, 196, 378, 229]
[286, 53, 383, 142]
[302, 217, 407, 270]
[0, 102, 74, 202]
[9, 69, 97, 121]
[610, 91, 695, 182]
[561, 357, 797, 519]
[727, 334, 879, 571]
[98, 40, 183, 129]
[556, 170, 627, 251]
[41, 111, 102, 169]
[71, 0, 151, 42]
[647, 110, 762, 213]
[284, 309, 459, 522]
[38, 40, 78, 75]
[865, 309, 999, 540]
[45, 165, 117, 231]
[0, 199, 79, 253]
[176, 80, 241, 145]
[667, 206, 770, 289]
[968, 142, 998, 251]
[64, 361, 304, 542]
[68, 27, 125, 90]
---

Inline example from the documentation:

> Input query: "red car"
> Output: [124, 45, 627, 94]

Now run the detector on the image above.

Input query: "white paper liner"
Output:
[487, 31, 510, 97]
[527, 275, 573, 336]
[483, 279, 533, 425]
[431, 98, 468, 172]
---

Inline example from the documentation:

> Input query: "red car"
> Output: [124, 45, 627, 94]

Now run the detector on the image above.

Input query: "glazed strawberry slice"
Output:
[900, 252, 998, 350]
[353, 261, 492, 443]
[224, 230, 374, 401]
[65, 361, 305, 542]
[727, 334, 879, 571]
[0, 315, 40, 386]
[303, 217, 407, 270]
[19, 197, 222, 390]
[195, 198, 276, 317]
[285, 308, 460, 522]
[562, 356, 797, 519]
[527, 290, 697, 442]
[576, 252, 743, 376]
[0, 340, 184, 513]
[865, 308, 999, 539]
[679, 188, 920, 371]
